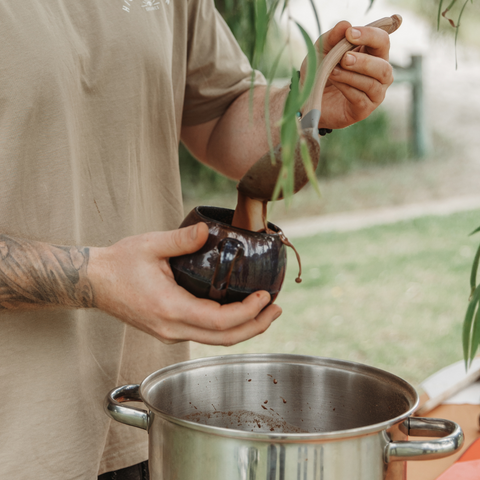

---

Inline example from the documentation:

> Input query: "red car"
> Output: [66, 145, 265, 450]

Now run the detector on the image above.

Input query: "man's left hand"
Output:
[300, 21, 393, 130]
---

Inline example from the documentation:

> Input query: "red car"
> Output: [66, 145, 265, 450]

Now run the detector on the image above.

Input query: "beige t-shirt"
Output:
[0, 0, 264, 478]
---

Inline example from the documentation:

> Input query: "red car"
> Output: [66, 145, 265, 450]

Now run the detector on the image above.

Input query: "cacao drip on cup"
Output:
[232, 191, 302, 283]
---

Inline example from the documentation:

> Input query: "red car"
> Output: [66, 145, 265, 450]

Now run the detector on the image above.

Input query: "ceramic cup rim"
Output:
[194, 205, 282, 237]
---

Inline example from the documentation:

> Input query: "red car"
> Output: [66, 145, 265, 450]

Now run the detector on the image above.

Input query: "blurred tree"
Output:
[215, 0, 257, 62]
[180, 0, 273, 200]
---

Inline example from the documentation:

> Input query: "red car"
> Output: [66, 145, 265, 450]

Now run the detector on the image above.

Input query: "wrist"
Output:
[87, 246, 110, 310]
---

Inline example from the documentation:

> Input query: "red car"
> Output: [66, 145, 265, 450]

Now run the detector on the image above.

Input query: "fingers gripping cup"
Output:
[169, 206, 287, 305]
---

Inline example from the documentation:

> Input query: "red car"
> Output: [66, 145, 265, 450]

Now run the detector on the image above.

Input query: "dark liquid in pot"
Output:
[182, 409, 308, 434]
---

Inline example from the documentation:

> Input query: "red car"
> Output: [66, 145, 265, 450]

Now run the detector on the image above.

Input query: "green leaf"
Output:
[280, 0, 290, 16]
[300, 138, 321, 197]
[463, 285, 480, 368]
[470, 243, 480, 299]
[454, 0, 470, 69]
[280, 115, 298, 174]
[271, 165, 287, 203]
[470, 299, 480, 364]
[285, 162, 294, 207]
[443, 0, 460, 24]
[295, 23, 317, 108]
[267, 0, 282, 20]
[307, 0, 322, 36]
[253, 0, 268, 68]
[260, 15, 320, 210]
[438, 0, 445, 29]
[469, 226, 480, 236]
[281, 67, 300, 122]
[264, 41, 289, 163]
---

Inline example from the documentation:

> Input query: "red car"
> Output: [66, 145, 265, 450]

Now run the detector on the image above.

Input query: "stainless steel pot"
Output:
[105, 354, 464, 480]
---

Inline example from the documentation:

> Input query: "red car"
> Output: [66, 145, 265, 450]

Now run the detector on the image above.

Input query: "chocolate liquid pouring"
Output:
[232, 191, 302, 283]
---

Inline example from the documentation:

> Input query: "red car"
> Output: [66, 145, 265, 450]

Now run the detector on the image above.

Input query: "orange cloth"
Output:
[436, 438, 480, 479]
[436, 460, 480, 479]
[408, 403, 480, 480]
[458, 437, 480, 462]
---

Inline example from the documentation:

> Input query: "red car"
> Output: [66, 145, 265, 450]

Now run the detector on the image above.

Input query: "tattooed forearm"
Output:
[0, 235, 95, 310]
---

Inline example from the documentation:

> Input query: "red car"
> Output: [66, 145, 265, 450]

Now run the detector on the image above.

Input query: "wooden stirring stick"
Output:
[232, 15, 403, 233]
[302, 15, 403, 115]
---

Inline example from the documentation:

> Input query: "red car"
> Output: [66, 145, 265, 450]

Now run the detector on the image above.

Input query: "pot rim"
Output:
[139, 354, 419, 442]
[193, 205, 282, 237]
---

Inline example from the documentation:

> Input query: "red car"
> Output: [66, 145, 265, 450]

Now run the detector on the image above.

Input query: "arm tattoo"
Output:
[0, 235, 95, 310]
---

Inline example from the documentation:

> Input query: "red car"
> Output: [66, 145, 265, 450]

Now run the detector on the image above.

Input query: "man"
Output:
[0, 0, 393, 478]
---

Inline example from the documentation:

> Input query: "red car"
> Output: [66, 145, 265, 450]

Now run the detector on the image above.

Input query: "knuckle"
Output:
[375, 61, 392, 85]
[220, 335, 237, 347]
[137, 233, 154, 252]
[383, 63, 393, 85]
[244, 301, 259, 318]
[337, 20, 351, 29]
[154, 300, 173, 320]
[371, 27, 389, 45]
[370, 79, 383, 99]
[211, 315, 226, 331]
[157, 324, 176, 342]
[257, 323, 269, 335]
[357, 94, 370, 112]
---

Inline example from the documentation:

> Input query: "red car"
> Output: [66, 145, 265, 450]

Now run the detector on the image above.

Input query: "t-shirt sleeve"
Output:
[182, 0, 266, 126]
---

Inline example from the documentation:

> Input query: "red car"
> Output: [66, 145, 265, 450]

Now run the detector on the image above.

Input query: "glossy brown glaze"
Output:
[236, 129, 321, 202]
[231, 192, 302, 282]
[169, 206, 287, 305]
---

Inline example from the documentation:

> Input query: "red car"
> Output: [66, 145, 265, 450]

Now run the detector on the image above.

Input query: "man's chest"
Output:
[0, 0, 188, 107]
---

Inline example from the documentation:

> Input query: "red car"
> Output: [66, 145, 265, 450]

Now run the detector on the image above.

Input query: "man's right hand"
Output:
[88, 223, 282, 346]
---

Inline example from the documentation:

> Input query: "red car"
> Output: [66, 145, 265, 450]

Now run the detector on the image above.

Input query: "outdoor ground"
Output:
[188, 0, 480, 388]
[191, 210, 479, 386]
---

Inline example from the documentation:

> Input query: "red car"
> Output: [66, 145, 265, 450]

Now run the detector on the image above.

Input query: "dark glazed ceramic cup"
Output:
[169, 206, 287, 305]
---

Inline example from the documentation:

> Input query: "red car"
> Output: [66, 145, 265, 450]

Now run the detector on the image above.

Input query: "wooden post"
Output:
[411, 55, 430, 158]
[392, 55, 431, 158]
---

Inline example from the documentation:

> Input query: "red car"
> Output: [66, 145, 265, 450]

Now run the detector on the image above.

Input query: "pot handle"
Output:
[104, 384, 150, 431]
[209, 238, 244, 301]
[385, 417, 464, 462]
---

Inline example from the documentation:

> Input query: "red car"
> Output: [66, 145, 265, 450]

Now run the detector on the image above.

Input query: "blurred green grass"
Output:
[191, 209, 480, 386]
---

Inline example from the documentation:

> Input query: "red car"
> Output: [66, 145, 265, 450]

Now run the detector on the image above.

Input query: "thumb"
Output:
[160, 223, 209, 258]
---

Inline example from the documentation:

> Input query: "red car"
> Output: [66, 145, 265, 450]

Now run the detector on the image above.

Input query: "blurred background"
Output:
[185, 0, 480, 386]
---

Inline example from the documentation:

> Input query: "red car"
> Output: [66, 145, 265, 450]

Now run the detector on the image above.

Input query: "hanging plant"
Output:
[463, 226, 480, 367]
[215, 0, 320, 201]
[430, 0, 480, 368]
[251, 0, 320, 203]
